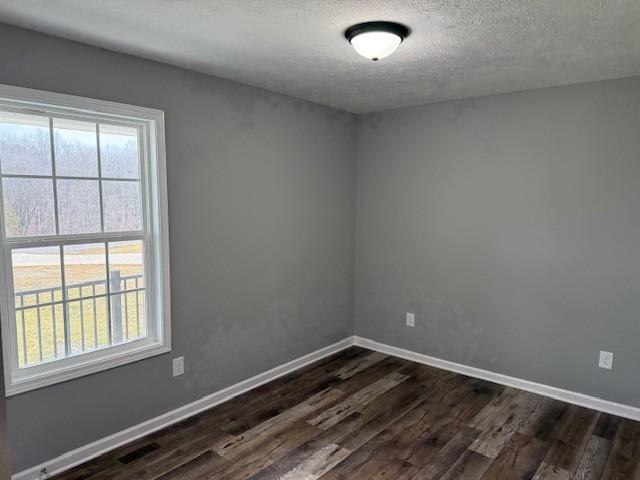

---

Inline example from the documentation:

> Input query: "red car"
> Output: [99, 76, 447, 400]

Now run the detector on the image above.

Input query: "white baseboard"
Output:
[15, 334, 640, 479]
[354, 335, 640, 422]
[13, 336, 355, 480]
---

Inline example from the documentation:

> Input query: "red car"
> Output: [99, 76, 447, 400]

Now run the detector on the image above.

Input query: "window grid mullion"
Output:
[96, 123, 105, 233]
[104, 240, 113, 346]
[58, 245, 71, 356]
[48, 117, 60, 236]
[0, 173, 140, 182]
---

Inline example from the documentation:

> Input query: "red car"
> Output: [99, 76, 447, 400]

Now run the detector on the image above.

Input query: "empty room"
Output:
[1, 1, 640, 479]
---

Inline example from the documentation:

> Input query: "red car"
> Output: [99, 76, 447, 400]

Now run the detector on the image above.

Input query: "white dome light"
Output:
[350, 32, 402, 61]
[345, 22, 410, 61]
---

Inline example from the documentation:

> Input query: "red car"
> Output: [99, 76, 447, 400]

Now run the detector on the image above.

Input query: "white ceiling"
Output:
[1, 1, 640, 113]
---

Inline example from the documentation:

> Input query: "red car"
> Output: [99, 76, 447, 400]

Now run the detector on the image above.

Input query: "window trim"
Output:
[0, 84, 171, 396]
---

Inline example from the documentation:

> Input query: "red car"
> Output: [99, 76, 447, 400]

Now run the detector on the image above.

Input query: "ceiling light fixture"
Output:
[345, 21, 410, 61]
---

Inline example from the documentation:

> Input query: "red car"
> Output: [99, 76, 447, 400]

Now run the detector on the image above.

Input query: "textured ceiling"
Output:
[1, 1, 640, 113]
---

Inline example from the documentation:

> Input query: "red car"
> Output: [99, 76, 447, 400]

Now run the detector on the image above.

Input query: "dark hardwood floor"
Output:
[52, 347, 639, 480]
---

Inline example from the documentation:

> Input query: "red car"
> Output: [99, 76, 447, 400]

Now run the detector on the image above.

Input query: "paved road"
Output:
[12, 253, 141, 266]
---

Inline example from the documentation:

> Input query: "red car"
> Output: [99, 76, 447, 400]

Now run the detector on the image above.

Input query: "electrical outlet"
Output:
[598, 351, 613, 370]
[406, 312, 415, 327]
[173, 356, 185, 377]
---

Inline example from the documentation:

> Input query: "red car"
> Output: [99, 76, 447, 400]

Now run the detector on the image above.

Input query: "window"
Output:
[0, 85, 170, 395]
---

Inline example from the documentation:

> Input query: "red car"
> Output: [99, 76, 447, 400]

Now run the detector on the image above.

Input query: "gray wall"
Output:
[0, 329, 10, 478]
[355, 76, 640, 409]
[0, 23, 356, 473]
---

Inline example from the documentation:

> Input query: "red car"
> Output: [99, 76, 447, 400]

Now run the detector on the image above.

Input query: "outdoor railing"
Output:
[15, 271, 144, 367]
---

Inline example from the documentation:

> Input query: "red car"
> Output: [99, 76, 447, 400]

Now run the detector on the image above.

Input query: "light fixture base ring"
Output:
[344, 21, 410, 42]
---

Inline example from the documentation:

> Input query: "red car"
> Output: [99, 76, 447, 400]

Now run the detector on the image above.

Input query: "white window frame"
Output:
[0, 84, 171, 396]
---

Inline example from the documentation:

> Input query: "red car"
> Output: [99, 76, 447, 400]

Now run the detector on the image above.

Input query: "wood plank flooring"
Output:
[52, 347, 640, 480]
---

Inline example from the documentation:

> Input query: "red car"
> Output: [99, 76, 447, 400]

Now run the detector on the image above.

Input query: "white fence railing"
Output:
[15, 271, 144, 367]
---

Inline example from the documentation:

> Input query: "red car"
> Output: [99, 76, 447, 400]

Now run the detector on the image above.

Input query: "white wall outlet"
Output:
[406, 312, 415, 327]
[598, 351, 613, 370]
[173, 356, 185, 377]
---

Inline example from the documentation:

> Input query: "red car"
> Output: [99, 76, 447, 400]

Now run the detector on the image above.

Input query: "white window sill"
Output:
[6, 338, 170, 396]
